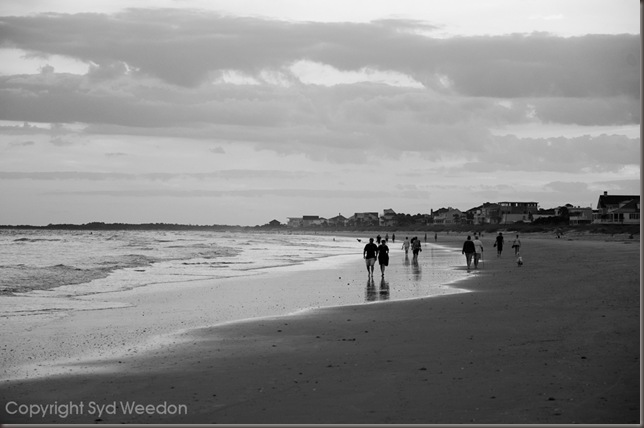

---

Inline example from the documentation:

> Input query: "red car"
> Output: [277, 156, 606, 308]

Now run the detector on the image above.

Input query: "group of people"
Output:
[363, 235, 424, 277]
[462, 232, 522, 270]
[400, 236, 422, 260]
[375, 233, 395, 244]
[364, 232, 523, 277]
[362, 237, 390, 277]
[461, 234, 484, 270]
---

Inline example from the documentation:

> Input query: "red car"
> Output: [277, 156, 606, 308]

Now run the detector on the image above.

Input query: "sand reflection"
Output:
[365, 277, 390, 301]
[411, 256, 421, 280]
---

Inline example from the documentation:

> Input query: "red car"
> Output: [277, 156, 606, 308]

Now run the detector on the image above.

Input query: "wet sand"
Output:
[0, 234, 639, 424]
[0, 243, 465, 383]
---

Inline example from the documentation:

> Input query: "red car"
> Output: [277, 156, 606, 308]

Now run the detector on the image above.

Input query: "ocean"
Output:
[0, 229, 463, 316]
[0, 229, 468, 318]
[1, 229, 473, 381]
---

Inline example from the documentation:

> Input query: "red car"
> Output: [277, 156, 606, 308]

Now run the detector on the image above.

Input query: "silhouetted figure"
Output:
[494, 232, 504, 257]
[411, 237, 422, 261]
[402, 237, 410, 255]
[473, 235, 484, 269]
[363, 238, 378, 277]
[377, 240, 389, 277]
[462, 235, 476, 271]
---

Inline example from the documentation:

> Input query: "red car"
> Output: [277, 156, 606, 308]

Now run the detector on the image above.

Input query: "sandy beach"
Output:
[0, 233, 639, 424]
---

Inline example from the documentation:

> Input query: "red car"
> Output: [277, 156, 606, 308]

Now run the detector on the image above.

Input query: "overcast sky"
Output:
[0, 0, 639, 226]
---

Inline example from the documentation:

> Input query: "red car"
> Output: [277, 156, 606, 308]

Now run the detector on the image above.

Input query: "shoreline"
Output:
[0, 239, 466, 383]
[0, 234, 639, 424]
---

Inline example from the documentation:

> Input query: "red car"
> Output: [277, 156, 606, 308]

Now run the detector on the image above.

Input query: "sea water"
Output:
[0, 230, 343, 315]
[1, 229, 473, 381]
[0, 229, 468, 318]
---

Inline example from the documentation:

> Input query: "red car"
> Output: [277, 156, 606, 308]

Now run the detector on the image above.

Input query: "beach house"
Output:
[498, 201, 539, 224]
[532, 208, 557, 222]
[287, 217, 303, 227]
[349, 212, 379, 227]
[593, 192, 640, 225]
[466, 203, 502, 225]
[379, 209, 397, 227]
[327, 213, 348, 227]
[567, 206, 594, 225]
[302, 216, 326, 227]
[431, 207, 464, 224]
[287, 215, 328, 227]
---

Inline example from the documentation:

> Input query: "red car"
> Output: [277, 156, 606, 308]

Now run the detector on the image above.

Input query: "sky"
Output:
[0, 0, 640, 226]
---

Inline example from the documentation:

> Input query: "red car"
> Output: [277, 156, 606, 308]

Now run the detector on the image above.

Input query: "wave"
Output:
[0, 264, 114, 294]
[0, 230, 358, 315]
[13, 238, 62, 242]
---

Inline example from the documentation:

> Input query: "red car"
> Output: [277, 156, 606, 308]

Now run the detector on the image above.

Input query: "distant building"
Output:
[593, 191, 640, 224]
[349, 212, 379, 227]
[532, 208, 557, 222]
[466, 203, 502, 225]
[287, 215, 327, 227]
[431, 207, 464, 224]
[568, 206, 593, 225]
[327, 213, 348, 227]
[302, 215, 326, 227]
[380, 208, 397, 227]
[287, 217, 303, 228]
[498, 201, 539, 224]
[465, 206, 482, 225]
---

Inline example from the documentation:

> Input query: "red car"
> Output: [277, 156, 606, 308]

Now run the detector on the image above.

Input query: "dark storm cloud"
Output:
[0, 9, 639, 97]
[0, 8, 639, 170]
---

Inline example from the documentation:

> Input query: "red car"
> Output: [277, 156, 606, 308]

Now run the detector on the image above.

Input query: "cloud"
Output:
[532, 96, 640, 125]
[588, 179, 641, 195]
[0, 8, 639, 214]
[0, 170, 318, 181]
[42, 187, 433, 200]
[0, 9, 639, 152]
[0, 9, 638, 97]
[463, 133, 639, 173]
[1, 70, 636, 163]
[543, 181, 590, 193]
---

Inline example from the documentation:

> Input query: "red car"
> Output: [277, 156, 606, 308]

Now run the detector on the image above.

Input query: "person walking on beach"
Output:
[462, 235, 476, 271]
[411, 237, 422, 261]
[473, 235, 484, 268]
[494, 232, 504, 257]
[377, 239, 389, 276]
[402, 237, 410, 255]
[363, 238, 378, 277]
[512, 234, 521, 255]
[434, 232, 437, 242]
[392, 233, 395, 243]
[376, 234, 381, 244]
[385, 233, 389, 243]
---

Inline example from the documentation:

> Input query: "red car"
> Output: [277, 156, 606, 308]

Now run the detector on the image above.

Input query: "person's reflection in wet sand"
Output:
[403, 253, 410, 268]
[365, 277, 377, 301]
[365, 277, 390, 301]
[379, 277, 390, 300]
[412, 256, 421, 281]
